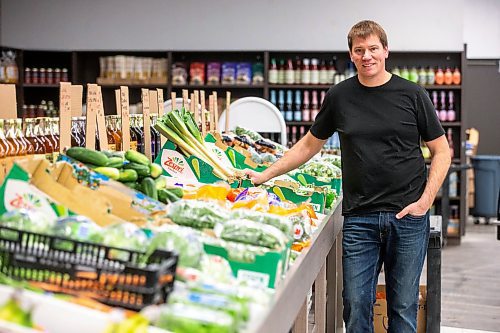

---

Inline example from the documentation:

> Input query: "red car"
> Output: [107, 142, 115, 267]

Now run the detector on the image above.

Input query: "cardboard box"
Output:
[271, 180, 327, 214]
[290, 172, 342, 196]
[374, 285, 426, 333]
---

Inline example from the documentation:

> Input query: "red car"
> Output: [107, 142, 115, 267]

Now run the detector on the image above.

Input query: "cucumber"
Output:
[141, 177, 158, 200]
[165, 186, 183, 199]
[106, 156, 125, 168]
[122, 181, 139, 190]
[155, 176, 167, 190]
[118, 169, 138, 182]
[125, 150, 150, 166]
[150, 163, 163, 179]
[94, 167, 120, 180]
[124, 162, 151, 177]
[66, 147, 109, 166]
[158, 188, 181, 204]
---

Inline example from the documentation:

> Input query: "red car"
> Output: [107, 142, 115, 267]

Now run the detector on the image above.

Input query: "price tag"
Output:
[85, 84, 98, 149]
[213, 91, 218, 131]
[59, 82, 72, 152]
[95, 86, 108, 151]
[200, 90, 206, 136]
[157, 89, 164, 116]
[70, 85, 83, 117]
[141, 88, 152, 160]
[0, 84, 17, 119]
[149, 90, 159, 115]
[120, 86, 130, 151]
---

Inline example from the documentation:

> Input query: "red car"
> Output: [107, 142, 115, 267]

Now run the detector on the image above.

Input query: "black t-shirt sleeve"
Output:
[310, 88, 337, 140]
[416, 87, 445, 142]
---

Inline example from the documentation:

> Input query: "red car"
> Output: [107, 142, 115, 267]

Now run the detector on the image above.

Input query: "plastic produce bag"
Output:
[0, 209, 56, 237]
[155, 302, 236, 333]
[167, 200, 230, 230]
[146, 224, 203, 268]
[229, 209, 292, 238]
[52, 215, 103, 251]
[215, 219, 288, 250]
[101, 222, 148, 260]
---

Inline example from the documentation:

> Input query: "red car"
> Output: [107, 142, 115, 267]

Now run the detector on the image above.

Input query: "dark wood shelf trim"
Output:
[23, 83, 66, 88]
[171, 84, 264, 89]
[424, 84, 461, 90]
[286, 121, 314, 126]
[269, 84, 332, 89]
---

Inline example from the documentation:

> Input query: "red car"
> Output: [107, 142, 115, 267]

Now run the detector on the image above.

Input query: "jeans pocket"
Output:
[404, 213, 426, 222]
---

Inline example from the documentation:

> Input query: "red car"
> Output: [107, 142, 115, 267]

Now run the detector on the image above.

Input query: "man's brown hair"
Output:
[348, 20, 388, 51]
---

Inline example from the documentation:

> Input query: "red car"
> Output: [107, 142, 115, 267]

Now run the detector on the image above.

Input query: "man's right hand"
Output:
[245, 169, 267, 185]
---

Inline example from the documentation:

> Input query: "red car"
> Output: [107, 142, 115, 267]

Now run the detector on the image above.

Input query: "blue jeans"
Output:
[342, 212, 430, 333]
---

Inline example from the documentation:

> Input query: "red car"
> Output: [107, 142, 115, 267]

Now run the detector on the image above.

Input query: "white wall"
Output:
[464, 0, 500, 59]
[1, 0, 465, 52]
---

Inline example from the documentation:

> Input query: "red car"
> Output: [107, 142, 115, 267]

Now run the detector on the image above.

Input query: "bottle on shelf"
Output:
[418, 67, 427, 86]
[426, 66, 435, 85]
[129, 116, 138, 151]
[285, 58, 295, 85]
[25, 118, 46, 155]
[4, 119, 26, 156]
[47, 118, 59, 153]
[31, 68, 39, 84]
[345, 61, 356, 79]
[131, 115, 144, 154]
[447, 128, 454, 159]
[278, 90, 285, 119]
[285, 90, 294, 122]
[327, 57, 337, 84]
[301, 58, 311, 84]
[310, 58, 320, 85]
[294, 90, 302, 122]
[0, 120, 14, 158]
[105, 116, 118, 151]
[435, 67, 444, 85]
[447, 91, 456, 121]
[400, 66, 410, 81]
[112, 115, 123, 151]
[310, 90, 319, 121]
[34, 118, 54, 157]
[439, 91, 447, 122]
[391, 66, 401, 77]
[408, 66, 419, 83]
[302, 90, 310, 122]
[452, 67, 461, 85]
[268, 58, 278, 84]
[24, 67, 32, 84]
[16, 119, 34, 155]
[299, 125, 305, 140]
[320, 90, 326, 107]
[444, 67, 453, 85]
[70, 117, 82, 147]
[151, 114, 161, 159]
[278, 59, 285, 84]
[294, 57, 302, 84]
[270, 89, 277, 108]
[319, 59, 328, 84]
[431, 91, 439, 118]
[291, 126, 298, 145]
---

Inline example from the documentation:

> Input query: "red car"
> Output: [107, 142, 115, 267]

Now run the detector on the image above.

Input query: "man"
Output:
[246, 20, 451, 332]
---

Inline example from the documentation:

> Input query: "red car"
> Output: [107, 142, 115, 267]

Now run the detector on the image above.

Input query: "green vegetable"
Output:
[230, 209, 292, 238]
[158, 188, 181, 204]
[154, 175, 167, 190]
[66, 147, 109, 166]
[167, 200, 229, 229]
[122, 181, 139, 190]
[101, 223, 148, 260]
[218, 219, 288, 250]
[118, 169, 138, 182]
[52, 215, 103, 251]
[149, 163, 163, 179]
[93, 167, 120, 180]
[166, 186, 183, 198]
[124, 162, 151, 177]
[106, 156, 125, 168]
[125, 149, 150, 166]
[141, 177, 158, 200]
[0, 209, 56, 237]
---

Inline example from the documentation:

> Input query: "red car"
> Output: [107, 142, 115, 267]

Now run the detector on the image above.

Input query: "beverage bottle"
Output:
[299, 126, 305, 140]
[392, 66, 401, 77]
[286, 126, 291, 148]
[129, 117, 138, 151]
[310, 58, 320, 85]
[447, 128, 454, 159]
[426, 66, 435, 85]
[0, 120, 13, 158]
[270, 90, 277, 108]
[47, 118, 59, 153]
[285, 59, 295, 84]
[435, 67, 444, 85]
[105, 116, 117, 151]
[447, 91, 456, 121]
[77, 117, 86, 147]
[439, 91, 447, 121]
[409, 66, 419, 83]
[277, 59, 285, 84]
[320, 90, 326, 106]
[311, 90, 319, 121]
[345, 61, 356, 79]
[444, 67, 453, 85]
[285, 90, 294, 122]
[400, 66, 410, 80]
[5, 119, 24, 156]
[319, 59, 328, 84]
[418, 67, 427, 86]
[34, 118, 53, 156]
[452, 67, 461, 85]
[327, 57, 337, 84]
[278, 90, 285, 119]
[294, 90, 302, 122]
[70, 117, 81, 147]
[16, 119, 34, 155]
[302, 90, 310, 122]
[131, 115, 144, 154]
[301, 58, 311, 84]
[294, 57, 302, 84]
[268, 58, 278, 84]
[150, 115, 158, 159]
[25, 118, 46, 155]
[291, 126, 297, 145]
[112, 115, 123, 151]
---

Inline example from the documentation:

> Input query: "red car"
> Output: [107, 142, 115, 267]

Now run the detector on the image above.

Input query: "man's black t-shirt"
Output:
[310, 75, 445, 215]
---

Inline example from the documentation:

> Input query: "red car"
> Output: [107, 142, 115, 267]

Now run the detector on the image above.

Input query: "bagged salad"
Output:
[215, 219, 289, 250]
[229, 209, 292, 238]
[167, 199, 230, 230]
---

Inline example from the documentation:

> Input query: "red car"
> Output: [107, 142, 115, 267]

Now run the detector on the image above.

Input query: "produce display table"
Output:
[248, 199, 344, 333]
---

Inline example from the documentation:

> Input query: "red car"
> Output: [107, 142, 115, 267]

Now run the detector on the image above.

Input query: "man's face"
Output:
[349, 34, 388, 79]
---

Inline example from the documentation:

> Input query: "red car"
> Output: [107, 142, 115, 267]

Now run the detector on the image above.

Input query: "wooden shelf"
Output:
[423, 84, 461, 90]
[171, 84, 264, 89]
[269, 84, 332, 89]
[99, 83, 168, 88]
[23, 83, 66, 88]
[286, 121, 314, 126]
[440, 122, 461, 127]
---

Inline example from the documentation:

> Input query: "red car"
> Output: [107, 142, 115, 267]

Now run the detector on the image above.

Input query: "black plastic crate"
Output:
[0, 226, 178, 311]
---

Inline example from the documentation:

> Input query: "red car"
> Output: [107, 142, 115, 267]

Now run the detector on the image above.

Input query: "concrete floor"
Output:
[441, 218, 500, 331]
